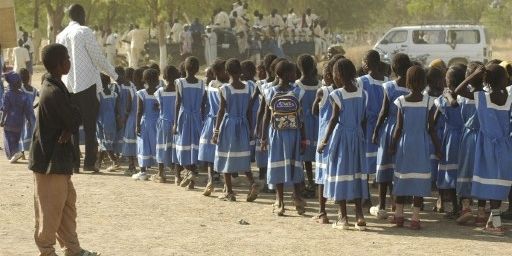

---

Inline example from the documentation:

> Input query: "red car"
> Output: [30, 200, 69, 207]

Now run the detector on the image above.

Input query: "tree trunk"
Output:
[158, 21, 167, 69]
[45, 1, 65, 43]
[33, 0, 39, 28]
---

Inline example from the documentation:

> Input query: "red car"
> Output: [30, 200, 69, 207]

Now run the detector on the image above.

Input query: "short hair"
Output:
[212, 58, 226, 73]
[115, 66, 125, 80]
[406, 66, 426, 92]
[42, 43, 68, 72]
[143, 68, 159, 85]
[19, 68, 30, 81]
[263, 54, 278, 73]
[163, 65, 180, 81]
[184, 56, 199, 75]
[241, 60, 256, 78]
[446, 64, 467, 88]
[149, 63, 160, 74]
[275, 60, 295, 79]
[100, 73, 111, 86]
[226, 58, 242, 75]
[392, 53, 412, 78]
[484, 64, 508, 90]
[297, 54, 316, 76]
[333, 58, 357, 84]
[364, 50, 380, 68]
[68, 4, 85, 22]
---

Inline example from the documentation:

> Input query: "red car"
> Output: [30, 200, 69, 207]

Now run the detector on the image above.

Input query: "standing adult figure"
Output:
[57, 4, 118, 173]
[124, 25, 147, 68]
[32, 25, 42, 64]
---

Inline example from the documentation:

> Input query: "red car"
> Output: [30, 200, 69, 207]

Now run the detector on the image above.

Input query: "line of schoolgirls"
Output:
[11, 49, 510, 235]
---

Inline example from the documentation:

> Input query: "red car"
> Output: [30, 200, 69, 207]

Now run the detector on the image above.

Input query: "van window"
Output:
[412, 30, 445, 44]
[382, 30, 407, 44]
[448, 30, 480, 44]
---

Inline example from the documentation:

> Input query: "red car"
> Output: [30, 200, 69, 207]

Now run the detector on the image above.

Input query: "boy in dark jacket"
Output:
[29, 43, 99, 256]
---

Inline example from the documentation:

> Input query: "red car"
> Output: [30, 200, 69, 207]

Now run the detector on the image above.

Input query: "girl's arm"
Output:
[260, 101, 271, 151]
[443, 90, 458, 106]
[454, 66, 485, 100]
[255, 93, 266, 138]
[173, 84, 181, 134]
[428, 107, 442, 160]
[136, 96, 143, 136]
[115, 95, 123, 129]
[372, 92, 390, 144]
[212, 91, 226, 144]
[312, 88, 323, 116]
[389, 108, 403, 155]
[317, 103, 340, 153]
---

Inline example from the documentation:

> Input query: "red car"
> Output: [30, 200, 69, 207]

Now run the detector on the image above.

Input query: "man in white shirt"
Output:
[104, 28, 118, 65]
[203, 26, 217, 66]
[56, 4, 118, 173]
[214, 9, 231, 29]
[170, 19, 184, 44]
[305, 8, 318, 28]
[124, 25, 147, 68]
[11, 40, 30, 73]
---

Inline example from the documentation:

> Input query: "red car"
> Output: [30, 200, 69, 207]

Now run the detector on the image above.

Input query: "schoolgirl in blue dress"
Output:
[152, 65, 180, 183]
[1, 72, 33, 162]
[122, 67, 142, 175]
[390, 66, 441, 230]
[296, 54, 320, 194]
[18, 68, 37, 160]
[199, 59, 228, 195]
[450, 62, 485, 225]
[456, 64, 512, 235]
[114, 67, 131, 156]
[311, 55, 343, 224]
[425, 66, 446, 212]
[253, 54, 278, 188]
[132, 69, 160, 181]
[357, 50, 389, 178]
[241, 60, 259, 162]
[261, 60, 306, 216]
[370, 54, 411, 219]
[435, 64, 465, 217]
[212, 59, 259, 202]
[174, 57, 205, 189]
[318, 58, 368, 231]
[96, 73, 120, 172]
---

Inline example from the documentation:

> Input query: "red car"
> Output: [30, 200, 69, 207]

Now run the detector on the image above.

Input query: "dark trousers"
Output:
[70, 85, 99, 169]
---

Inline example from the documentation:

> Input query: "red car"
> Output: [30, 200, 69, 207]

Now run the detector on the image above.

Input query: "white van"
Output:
[374, 25, 491, 66]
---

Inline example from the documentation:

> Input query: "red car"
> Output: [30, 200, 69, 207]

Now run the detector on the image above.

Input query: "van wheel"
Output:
[448, 58, 468, 66]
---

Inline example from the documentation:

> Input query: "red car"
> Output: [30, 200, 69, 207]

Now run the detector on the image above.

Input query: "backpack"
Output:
[270, 91, 301, 130]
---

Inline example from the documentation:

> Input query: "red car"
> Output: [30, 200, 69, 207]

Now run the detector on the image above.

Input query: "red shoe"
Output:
[409, 220, 421, 230]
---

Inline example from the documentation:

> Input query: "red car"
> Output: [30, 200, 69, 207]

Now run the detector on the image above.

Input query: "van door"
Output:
[374, 30, 409, 60]
[409, 29, 449, 65]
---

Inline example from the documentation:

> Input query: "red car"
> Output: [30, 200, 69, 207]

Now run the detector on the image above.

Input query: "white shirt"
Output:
[105, 33, 118, 51]
[305, 13, 318, 28]
[57, 21, 118, 94]
[12, 46, 30, 72]
[170, 23, 184, 43]
[214, 12, 231, 28]
[23, 38, 34, 54]
[125, 29, 147, 50]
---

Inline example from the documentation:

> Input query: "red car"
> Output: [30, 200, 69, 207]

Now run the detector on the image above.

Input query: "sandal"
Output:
[218, 192, 236, 202]
[482, 224, 506, 236]
[246, 183, 260, 202]
[179, 170, 195, 187]
[409, 220, 421, 230]
[312, 212, 330, 224]
[187, 180, 195, 190]
[332, 217, 349, 230]
[273, 202, 285, 216]
[456, 209, 474, 225]
[355, 219, 367, 231]
[151, 174, 166, 183]
[203, 183, 214, 196]
[389, 215, 405, 227]
[475, 216, 487, 227]
[78, 249, 101, 256]
[294, 196, 306, 215]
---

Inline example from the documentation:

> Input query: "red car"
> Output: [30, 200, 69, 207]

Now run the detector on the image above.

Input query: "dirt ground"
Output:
[1, 60, 512, 256]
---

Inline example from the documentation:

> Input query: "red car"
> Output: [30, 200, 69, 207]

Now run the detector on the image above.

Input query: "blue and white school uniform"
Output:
[136, 89, 159, 167]
[175, 78, 204, 166]
[265, 85, 305, 185]
[122, 83, 137, 157]
[246, 80, 259, 161]
[315, 84, 333, 185]
[155, 87, 176, 166]
[19, 86, 37, 151]
[435, 96, 463, 189]
[375, 81, 409, 183]
[97, 90, 118, 151]
[456, 96, 479, 198]
[357, 75, 388, 176]
[430, 114, 445, 182]
[471, 91, 512, 200]
[295, 80, 320, 162]
[255, 79, 275, 168]
[393, 95, 435, 197]
[116, 84, 132, 154]
[198, 80, 221, 163]
[324, 86, 368, 201]
[215, 84, 252, 173]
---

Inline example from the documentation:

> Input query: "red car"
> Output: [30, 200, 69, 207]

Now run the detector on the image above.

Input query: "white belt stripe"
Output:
[217, 151, 251, 157]
[124, 138, 137, 143]
[327, 172, 368, 182]
[156, 143, 175, 150]
[394, 171, 431, 180]
[473, 175, 512, 187]
[269, 160, 302, 168]
[457, 178, 472, 183]
[366, 152, 377, 157]
[438, 164, 458, 171]
[175, 144, 199, 151]
[377, 164, 395, 171]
